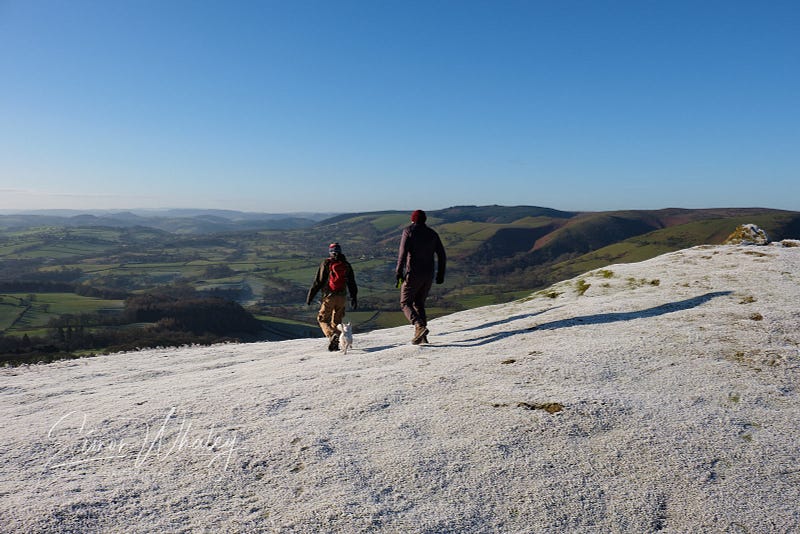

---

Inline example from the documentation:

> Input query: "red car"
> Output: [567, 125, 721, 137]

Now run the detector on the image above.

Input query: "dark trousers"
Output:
[400, 275, 433, 327]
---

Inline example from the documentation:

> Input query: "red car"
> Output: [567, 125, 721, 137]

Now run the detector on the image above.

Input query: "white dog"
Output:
[337, 322, 353, 354]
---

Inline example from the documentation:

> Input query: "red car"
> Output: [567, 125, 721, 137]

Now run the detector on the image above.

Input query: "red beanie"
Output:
[411, 210, 427, 224]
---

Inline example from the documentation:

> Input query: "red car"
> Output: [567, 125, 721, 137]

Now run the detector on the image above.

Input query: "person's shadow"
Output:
[453, 308, 563, 333]
[437, 291, 732, 348]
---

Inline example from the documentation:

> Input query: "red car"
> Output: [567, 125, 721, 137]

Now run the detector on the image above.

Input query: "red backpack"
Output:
[327, 259, 347, 293]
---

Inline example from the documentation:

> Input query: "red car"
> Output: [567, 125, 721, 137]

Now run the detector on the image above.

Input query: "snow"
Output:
[2, 244, 800, 532]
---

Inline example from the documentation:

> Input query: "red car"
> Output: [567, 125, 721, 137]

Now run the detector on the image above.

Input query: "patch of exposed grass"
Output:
[626, 277, 660, 289]
[750, 312, 764, 321]
[743, 250, 769, 257]
[739, 295, 757, 304]
[575, 279, 591, 296]
[517, 401, 564, 414]
[525, 289, 561, 301]
[731, 351, 747, 363]
[490, 401, 564, 414]
[739, 422, 761, 442]
[727, 349, 784, 370]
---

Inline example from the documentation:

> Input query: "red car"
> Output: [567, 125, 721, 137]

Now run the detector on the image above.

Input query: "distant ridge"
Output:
[0, 209, 339, 233]
[318, 205, 576, 227]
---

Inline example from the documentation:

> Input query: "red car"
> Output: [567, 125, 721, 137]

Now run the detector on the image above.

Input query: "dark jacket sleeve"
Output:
[395, 227, 410, 277]
[306, 260, 328, 304]
[346, 260, 358, 298]
[435, 233, 446, 280]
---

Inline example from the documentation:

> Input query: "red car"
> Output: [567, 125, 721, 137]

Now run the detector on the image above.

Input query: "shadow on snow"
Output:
[453, 307, 562, 333]
[437, 291, 733, 348]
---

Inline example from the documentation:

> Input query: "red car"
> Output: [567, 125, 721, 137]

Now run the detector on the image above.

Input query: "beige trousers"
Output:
[317, 293, 346, 338]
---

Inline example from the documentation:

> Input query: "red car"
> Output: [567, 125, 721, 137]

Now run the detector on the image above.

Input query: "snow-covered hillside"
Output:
[2, 244, 799, 533]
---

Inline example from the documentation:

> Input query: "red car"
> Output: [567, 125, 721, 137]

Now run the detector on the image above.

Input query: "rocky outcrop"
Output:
[724, 224, 769, 245]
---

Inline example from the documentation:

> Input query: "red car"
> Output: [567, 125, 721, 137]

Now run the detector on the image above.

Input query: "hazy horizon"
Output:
[1, 203, 798, 219]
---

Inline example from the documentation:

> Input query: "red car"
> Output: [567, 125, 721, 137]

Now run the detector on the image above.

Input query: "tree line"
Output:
[0, 286, 264, 365]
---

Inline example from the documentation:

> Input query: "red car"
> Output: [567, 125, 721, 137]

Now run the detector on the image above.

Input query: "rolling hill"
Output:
[314, 206, 800, 264]
[313, 205, 800, 296]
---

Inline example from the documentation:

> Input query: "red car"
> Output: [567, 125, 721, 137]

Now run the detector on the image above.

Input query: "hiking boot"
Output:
[412, 324, 429, 345]
[328, 333, 340, 351]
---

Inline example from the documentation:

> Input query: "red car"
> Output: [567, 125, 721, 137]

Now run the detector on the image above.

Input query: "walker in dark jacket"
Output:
[395, 210, 446, 344]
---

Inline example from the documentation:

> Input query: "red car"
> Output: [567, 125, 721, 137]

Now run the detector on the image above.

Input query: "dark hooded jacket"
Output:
[395, 223, 446, 281]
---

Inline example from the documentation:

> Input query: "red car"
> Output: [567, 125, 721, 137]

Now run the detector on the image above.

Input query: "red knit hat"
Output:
[411, 210, 427, 224]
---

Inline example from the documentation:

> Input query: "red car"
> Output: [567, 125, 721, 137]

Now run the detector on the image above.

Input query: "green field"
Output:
[0, 293, 124, 335]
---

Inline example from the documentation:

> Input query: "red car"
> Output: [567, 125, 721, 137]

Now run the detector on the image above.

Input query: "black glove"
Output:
[351, 297, 358, 310]
[435, 273, 444, 285]
[396, 274, 404, 288]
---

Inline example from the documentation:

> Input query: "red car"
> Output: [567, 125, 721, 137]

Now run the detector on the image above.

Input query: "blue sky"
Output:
[1, 0, 798, 213]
